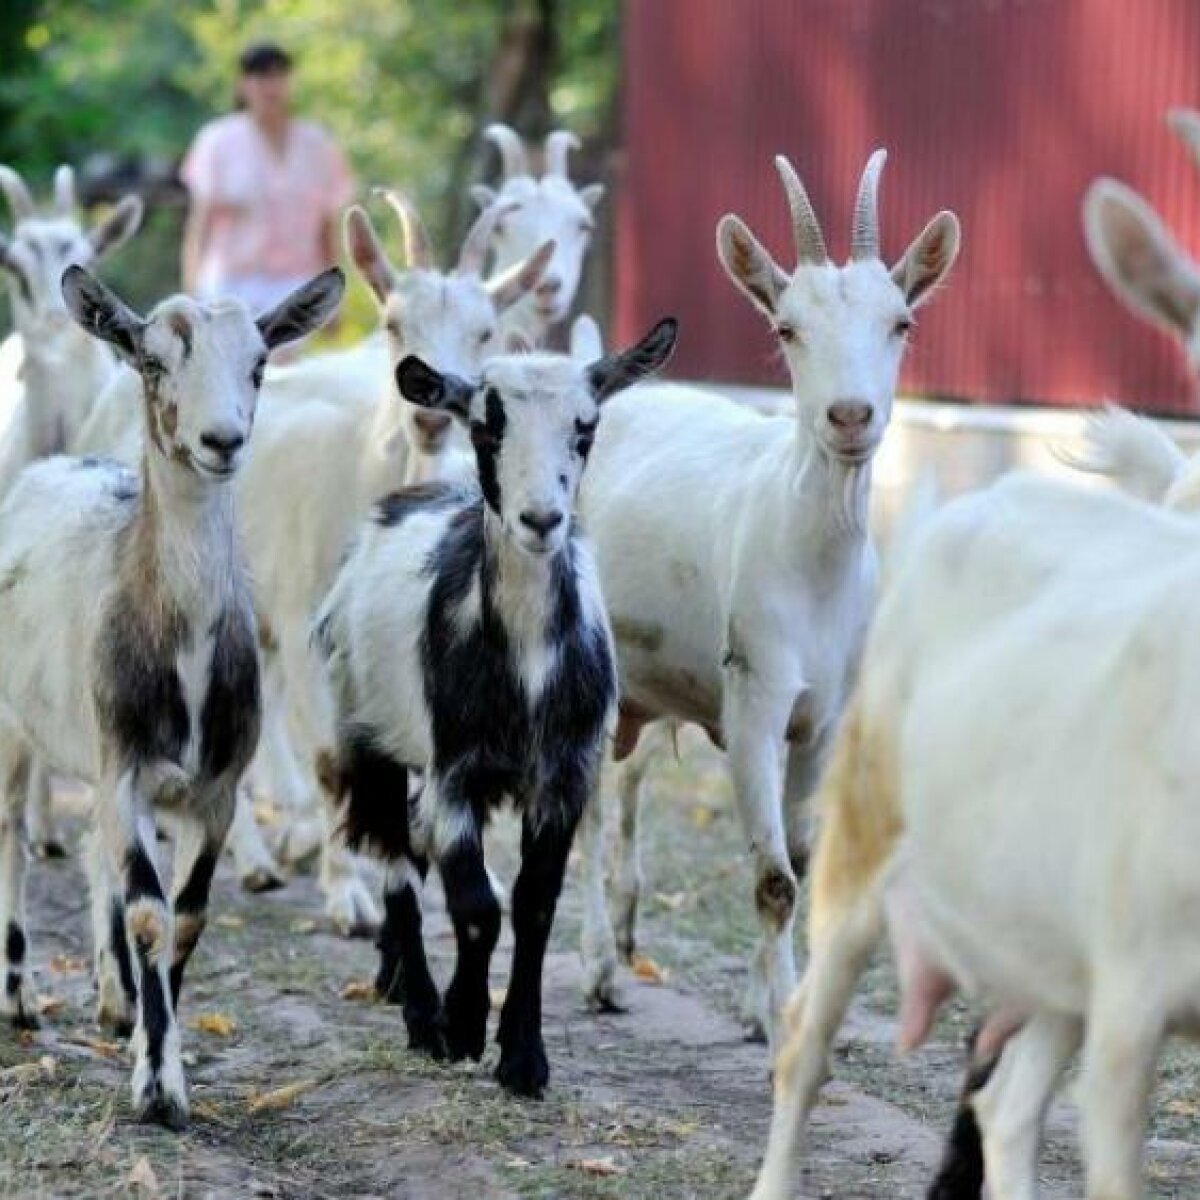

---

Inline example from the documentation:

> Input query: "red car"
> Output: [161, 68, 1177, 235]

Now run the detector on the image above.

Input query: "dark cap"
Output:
[239, 42, 292, 75]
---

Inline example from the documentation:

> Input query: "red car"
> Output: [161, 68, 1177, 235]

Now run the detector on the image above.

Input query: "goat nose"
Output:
[827, 401, 873, 431]
[519, 508, 565, 537]
[536, 275, 562, 297]
[199, 430, 246, 459]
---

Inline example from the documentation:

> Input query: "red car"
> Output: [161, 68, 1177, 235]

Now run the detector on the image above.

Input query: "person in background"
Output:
[181, 42, 352, 323]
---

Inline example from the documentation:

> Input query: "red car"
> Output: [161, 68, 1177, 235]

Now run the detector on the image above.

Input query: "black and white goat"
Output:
[0, 265, 343, 1126]
[315, 318, 677, 1096]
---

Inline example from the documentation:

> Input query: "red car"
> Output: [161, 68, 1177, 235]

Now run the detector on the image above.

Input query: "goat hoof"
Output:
[496, 1041, 549, 1099]
[239, 865, 286, 894]
[32, 838, 68, 861]
[4, 979, 39, 1030]
[133, 1073, 189, 1131]
[442, 986, 488, 1062]
[406, 1010, 449, 1061]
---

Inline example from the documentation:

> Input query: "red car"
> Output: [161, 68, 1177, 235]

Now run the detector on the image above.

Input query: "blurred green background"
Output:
[0, 0, 619, 340]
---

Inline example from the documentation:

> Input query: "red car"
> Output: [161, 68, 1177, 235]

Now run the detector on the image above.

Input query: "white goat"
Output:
[472, 123, 603, 345]
[754, 470, 1200, 1200]
[75, 195, 553, 932]
[0, 164, 143, 860]
[0, 264, 343, 1127]
[574, 151, 960, 1051]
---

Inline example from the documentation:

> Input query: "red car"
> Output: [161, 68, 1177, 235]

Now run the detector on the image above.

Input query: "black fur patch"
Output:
[139, 951, 169, 1071]
[4, 971, 19, 998]
[199, 606, 261, 782]
[926, 1030, 1000, 1200]
[5, 921, 24, 966]
[174, 849, 218, 916]
[110, 900, 136, 1005]
[94, 605, 191, 771]
[420, 502, 613, 832]
[126, 843, 165, 904]
[374, 482, 470, 529]
[469, 388, 507, 513]
[340, 730, 413, 860]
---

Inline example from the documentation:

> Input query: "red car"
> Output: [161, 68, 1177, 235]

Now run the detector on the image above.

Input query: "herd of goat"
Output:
[0, 110, 1198, 1198]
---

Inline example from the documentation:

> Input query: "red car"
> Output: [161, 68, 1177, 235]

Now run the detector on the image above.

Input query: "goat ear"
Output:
[344, 207, 394, 305]
[61, 265, 143, 362]
[470, 184, 498, 211]
[579, 183, 605, 211]
[1083, 179, 1200, 339]
[257, 267, 345, 351]
[394, 355, 474, 419]
[89, 196, 144, 259]
[488, 238, 555, 310]
[570, 314, 603, 361]
[589, 317, 678, 402]
[891, 211, 960, 309]
[716, 215, 788, 318]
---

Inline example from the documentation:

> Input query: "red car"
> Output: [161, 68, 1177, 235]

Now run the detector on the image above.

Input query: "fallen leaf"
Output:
[48, 954, 87, 975]
[630, 953, 669, 985]
[653, 891, 687, 911]
[191, 1099, 225, 1122]
[247, 1079, 317, 1113]
[567, 1156, 625, 1177]
[36, 994, 66, 1017]
[215, 914, 245, 930]
[505, 1156, 533, 1170]
[489, 988, 508, 1008]
[67, 1035, 121, 1059]
[289, 919, 318, 935]
[339, 980, 376, 1002]
[689, 805, 715, 830]
[190, 1012, 236, 1037]
[128, 1155, 160, 1197]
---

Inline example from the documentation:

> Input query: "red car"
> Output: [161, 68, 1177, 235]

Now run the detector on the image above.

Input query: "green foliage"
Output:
[0, 0, 618, 336]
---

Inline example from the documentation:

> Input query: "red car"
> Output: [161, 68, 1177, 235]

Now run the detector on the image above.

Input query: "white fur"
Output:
[574, 152, 960, 1049]
[755, 471, 1200, 1200]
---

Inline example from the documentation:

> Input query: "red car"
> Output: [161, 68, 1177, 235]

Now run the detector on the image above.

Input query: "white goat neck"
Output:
[787, 415, 873, 543]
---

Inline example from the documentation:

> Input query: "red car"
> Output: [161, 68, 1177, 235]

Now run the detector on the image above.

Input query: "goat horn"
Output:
[774, 155, 827, 265]
[0, 166, 34, 223]
[485, 123, 530, 180]
[850, 148, 888, 261]
[53, 165, 76, 216]
[373, 187, 434, 270]
[544, 130, 580, 178]
[457, 201, 516, 277]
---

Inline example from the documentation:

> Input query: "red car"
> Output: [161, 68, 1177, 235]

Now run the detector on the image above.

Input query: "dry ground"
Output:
[3, 732, 1200, 1198]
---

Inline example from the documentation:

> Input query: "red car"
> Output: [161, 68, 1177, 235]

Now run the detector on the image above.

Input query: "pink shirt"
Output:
[182, 113, 353, 291]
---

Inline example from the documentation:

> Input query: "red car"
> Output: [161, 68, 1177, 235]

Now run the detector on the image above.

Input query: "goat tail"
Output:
[1054, 403, 1185, 504]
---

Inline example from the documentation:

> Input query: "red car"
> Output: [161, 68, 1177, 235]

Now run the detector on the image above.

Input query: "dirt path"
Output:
[2, 742, 1199, 1198]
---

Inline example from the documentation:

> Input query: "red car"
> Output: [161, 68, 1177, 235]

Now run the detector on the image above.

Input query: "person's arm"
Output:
[182, 198, 216, 294]
[318, 210, 339, 270]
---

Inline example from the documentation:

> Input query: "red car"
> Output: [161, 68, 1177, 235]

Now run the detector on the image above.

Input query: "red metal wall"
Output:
[616, 0, 1200, 413]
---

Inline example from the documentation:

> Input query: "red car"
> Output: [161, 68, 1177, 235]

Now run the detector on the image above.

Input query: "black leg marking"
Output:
[5, 920, 25, 966]
[110, 899, 137, 1015]
[376, 859, 446, 1059]
[139, 949, 170, 1074]
[926, 1028, 999, 1200]
[170, 847, 218, 1007]
[496, 816, 575, 1098]
[126, 843, 165, 904]
[439, 839, 501, 1063]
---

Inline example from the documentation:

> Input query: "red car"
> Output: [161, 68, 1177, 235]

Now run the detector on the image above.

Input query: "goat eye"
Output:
[893, 316, 914, 338]
[478, 329, 494, 346]
[776, 324, 798, 344]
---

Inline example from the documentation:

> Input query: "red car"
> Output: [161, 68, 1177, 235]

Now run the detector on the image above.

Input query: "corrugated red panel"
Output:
[616, 0, 1200, 413]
